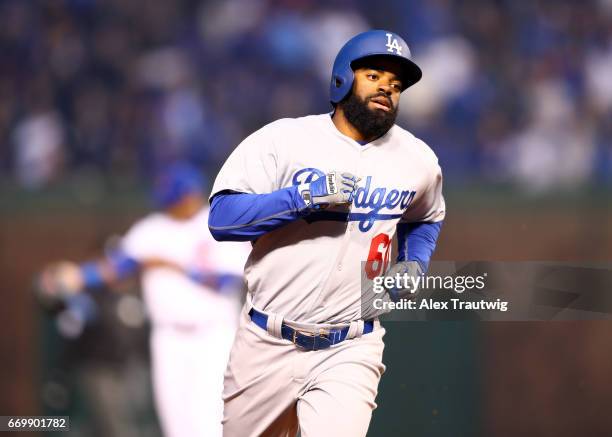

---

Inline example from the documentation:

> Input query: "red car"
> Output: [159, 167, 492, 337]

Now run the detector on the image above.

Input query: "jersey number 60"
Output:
[365, 233, 391, 279]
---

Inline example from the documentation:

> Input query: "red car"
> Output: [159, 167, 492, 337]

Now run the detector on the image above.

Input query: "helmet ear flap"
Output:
[330, 67, 354, 104]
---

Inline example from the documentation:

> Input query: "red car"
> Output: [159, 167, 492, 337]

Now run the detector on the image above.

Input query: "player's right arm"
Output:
[38, 242, 239, 305]
[35, 249, 141, 325]
[208, 121, 359, 242]
[209, 171, 359, 242]
[38, 215, 160, 301]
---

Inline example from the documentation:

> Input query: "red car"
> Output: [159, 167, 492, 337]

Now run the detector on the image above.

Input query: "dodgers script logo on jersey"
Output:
[293, 168, 416, 232]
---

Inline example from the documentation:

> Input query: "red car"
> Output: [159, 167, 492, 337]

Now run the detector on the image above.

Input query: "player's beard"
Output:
[340, 91, 398, 140]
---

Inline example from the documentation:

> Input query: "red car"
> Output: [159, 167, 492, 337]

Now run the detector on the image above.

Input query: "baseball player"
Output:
[208, 30, 445, 436]
[38, 163, 250, 437]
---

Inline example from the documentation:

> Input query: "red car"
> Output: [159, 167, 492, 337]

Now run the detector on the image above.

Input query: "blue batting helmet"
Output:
[329, 30, 422, 105]
[152, 162, 204, 209]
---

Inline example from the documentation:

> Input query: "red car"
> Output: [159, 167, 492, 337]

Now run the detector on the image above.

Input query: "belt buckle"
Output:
[292, 328, 333, 351]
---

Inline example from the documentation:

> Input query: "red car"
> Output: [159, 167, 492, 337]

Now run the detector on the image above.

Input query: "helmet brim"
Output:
[350, 54, 422, 91]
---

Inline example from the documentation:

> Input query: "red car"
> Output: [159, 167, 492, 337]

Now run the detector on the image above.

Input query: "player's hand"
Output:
[36, 261, 84, 304]
[302, 171, 361, 208]
[361, 261, 424, 319]
[380, 261, 424, 301]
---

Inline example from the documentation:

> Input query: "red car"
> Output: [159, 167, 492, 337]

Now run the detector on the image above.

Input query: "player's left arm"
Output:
[380, 160, 445, 300]
[396, 221, 443, 272]
[397, 156, 445, 261]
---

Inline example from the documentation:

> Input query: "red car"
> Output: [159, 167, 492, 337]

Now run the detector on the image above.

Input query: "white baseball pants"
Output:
[222, 307, 386, 437]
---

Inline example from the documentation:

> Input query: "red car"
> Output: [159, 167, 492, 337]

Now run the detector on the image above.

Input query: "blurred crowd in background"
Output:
[1, 0, 611, 194]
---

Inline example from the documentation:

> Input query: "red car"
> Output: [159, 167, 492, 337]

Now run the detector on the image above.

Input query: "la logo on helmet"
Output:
[385, 33, 402, 55]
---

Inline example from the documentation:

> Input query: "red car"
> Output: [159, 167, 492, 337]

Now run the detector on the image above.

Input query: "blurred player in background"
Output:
[38, 162, 250, 437]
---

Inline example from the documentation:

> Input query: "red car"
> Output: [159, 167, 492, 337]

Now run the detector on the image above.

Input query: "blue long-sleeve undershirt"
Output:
[208, 187, 309, 241]
[397, 221, 443, 272]
[209, 190, 443, 270]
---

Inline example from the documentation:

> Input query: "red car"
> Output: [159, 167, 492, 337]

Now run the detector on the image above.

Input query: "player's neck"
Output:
[331, 108, 374, 143]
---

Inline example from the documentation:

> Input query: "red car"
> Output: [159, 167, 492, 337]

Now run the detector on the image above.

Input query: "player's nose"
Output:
[377, 83, 393, 96]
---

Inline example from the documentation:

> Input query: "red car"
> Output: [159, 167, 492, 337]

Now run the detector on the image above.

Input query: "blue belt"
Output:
[248, 308, 374, 351]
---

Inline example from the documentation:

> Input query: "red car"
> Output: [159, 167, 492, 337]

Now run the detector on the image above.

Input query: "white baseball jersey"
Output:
[211, 113, 445, 324]
[121, 207, 249, 327]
